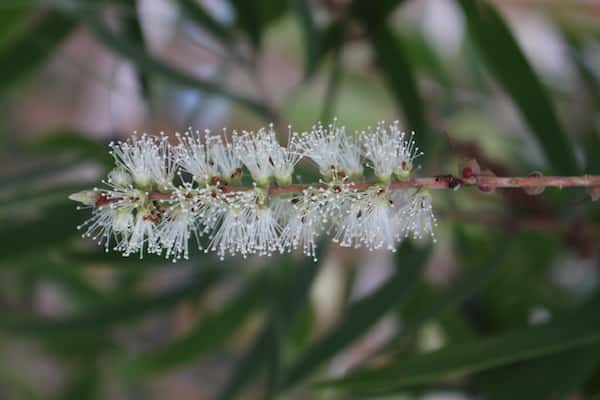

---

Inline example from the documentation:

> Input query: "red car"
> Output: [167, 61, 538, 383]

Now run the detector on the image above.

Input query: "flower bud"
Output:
[588, 186, 600, 201]
[108, 168, 132, 188]
[113, 208, 134, 232]
[458, 158, 481, 179]
[523, 171, 545, 196]
[68, 190, 98, 206]
[477, 168, 496, 193]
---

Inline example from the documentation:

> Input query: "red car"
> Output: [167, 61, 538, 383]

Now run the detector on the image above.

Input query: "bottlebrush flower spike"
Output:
[70, 121, 437, 262]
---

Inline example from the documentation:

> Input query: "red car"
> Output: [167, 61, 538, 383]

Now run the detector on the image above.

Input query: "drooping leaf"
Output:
[0, 156, 83, 192]
[359, 18, 430, 153]
[280, 243, 431, 390]
[458, 0, 579, 175]
[29, 130, 112, 167]
[0, 10, 76, 92]
[476, 346, 600, 400]
[80, 9, 271, 118]
[229, 0, 289, 48]
[0, 204, 82, 260]
[0, 0, 34, 48]
[125, 272, 268, 378]
[218, 256, 322, 400]
[0, 267, 223, 336]
[294, 0, 318, 78]
[319, 297, 600, 392]
[176, 0, 233, 45]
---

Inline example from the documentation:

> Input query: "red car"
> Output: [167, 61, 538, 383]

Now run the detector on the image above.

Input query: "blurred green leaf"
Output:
[14, 254, 109, 307]
[218, 256, 322, 400]
[229, 0, 289, 48]
[125, 272, 268, 378]
[119, 0, 151, 100]
[458, 0, 579, 175]
[0, 204, 81, 260]
[0, 10, 76, 92]
[351, 0, 406, 19]
[319, 298, 600, 392]
[0, 157, 83, 192]
[359, 18, 430, 152]
[60, 363, 101, 400]
[294, 0, 318, 78]
[280, 243, 430, 390]
[0, 267, 223, 336]
[0, 0, 34, 47]
[80, 9, 271, 118]
[477, 346, 600, 400]
[177, 0, 233, 45]
[29, 130, 112, 167]
[399, 30, 451, 89]
[563, 32, 600, 174]
[378, 243, 507, 358]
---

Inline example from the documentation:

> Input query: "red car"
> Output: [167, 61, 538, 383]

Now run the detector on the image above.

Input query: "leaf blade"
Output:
[319, 299, 600, 392]
[280, 243, 431, 390]
[458, 0, 579, 174]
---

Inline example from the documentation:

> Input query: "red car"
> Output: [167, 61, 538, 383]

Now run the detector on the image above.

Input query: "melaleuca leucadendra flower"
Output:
[70, 121, 437, 262]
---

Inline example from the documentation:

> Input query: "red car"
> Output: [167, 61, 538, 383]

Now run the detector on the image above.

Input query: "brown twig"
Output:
[144, 174, 600, 201]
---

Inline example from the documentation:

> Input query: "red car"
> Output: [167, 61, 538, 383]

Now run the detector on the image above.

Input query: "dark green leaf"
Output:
[319, 299, 600, 391]
[119, 0, 151, 99]
[125, 272, 267, 378]
[0, 267, 223, 336]
[363, 22, 430, 152]
[80, 10, 271, 118]
[0, 0, 34, 47]
[229, 0, 289, 48]
[0, 10, 76, 92]
[218, 256, 322, 400]
[378, 243, 506, 357]
[294, 0, 318, 78]
[0, 205, 82, 260]
[0, 157, 83, 191]
[477, 346, 600, 400]
[177, 0, 233, 44]
[458, 0, 579, 174]
[29, 130, 112, 167]
[281, 243, 430, 390]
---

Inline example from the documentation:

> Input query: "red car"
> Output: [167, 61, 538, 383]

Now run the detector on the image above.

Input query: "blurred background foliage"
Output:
[1, 0, 600, 399]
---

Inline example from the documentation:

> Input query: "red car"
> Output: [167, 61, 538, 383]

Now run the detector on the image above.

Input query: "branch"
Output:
[145, 174, 600, 201]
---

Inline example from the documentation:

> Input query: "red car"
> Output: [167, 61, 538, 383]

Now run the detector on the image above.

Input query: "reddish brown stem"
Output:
[144, 175, 600, 200]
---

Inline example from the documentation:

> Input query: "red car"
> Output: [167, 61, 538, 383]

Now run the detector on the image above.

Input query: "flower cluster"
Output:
[70, 121, 435, 262]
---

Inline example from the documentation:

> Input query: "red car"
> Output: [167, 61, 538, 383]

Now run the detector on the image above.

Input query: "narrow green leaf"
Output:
[478, 346, 600, 400]
[0, 205, 81, 260]
[30, 131, 112, 167]
[218, 323, 274, 400]
[458, 0, 579, 174]
[319, 299, 600, 391]
[119, 0, 151, 99]
[563, 32, 600, 174]
[351, 0, 406, 19]
[0, 0, 34, 48]
[125, 273, 267, 378]
[0, 10, 76, 92]
[294, 0, 318, 78]
[229, 0, 289, 48]
[362, 21, 430, 152]
[15, 255, 109, 306]
[0, 267, 222, 336]
[378, 245, 506, 357]
[80, 10, 271, 118]
[177, 0, 233, 44]
[218, 256, 322, 400]
[281, 243, 430, 390]
[0, 156, 83, 191]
